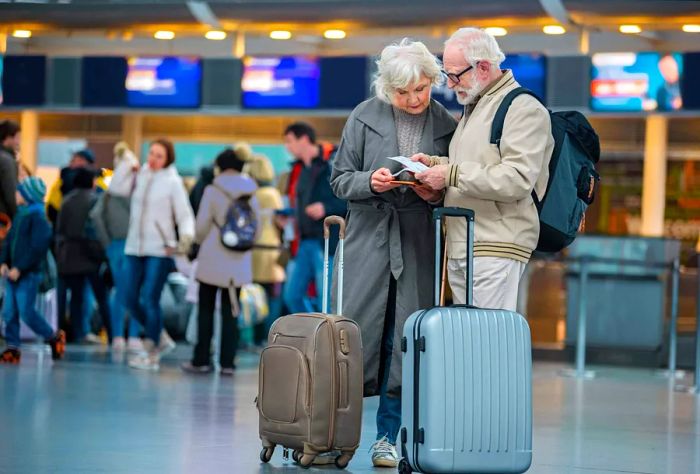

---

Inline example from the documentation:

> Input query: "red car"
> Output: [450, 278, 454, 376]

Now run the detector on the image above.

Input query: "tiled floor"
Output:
[1, 344, 699, 473]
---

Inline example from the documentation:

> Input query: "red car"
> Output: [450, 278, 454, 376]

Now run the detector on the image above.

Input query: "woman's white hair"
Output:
[445, 27, 506, 71]
[373, 38, 443, 103]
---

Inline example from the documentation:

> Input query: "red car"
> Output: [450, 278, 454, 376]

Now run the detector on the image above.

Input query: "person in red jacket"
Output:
[282, 122, 345, 314]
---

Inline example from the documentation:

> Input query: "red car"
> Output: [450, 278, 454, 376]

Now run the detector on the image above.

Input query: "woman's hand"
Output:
[371, 168, 401, 193]
[414, 184, 443, 203]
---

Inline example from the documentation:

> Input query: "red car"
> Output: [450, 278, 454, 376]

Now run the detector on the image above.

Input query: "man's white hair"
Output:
[373, 38, 443, 103]
[445, 27, 506, 70]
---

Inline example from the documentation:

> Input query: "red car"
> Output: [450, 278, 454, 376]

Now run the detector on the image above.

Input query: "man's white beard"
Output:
[454, 80, 485, 106]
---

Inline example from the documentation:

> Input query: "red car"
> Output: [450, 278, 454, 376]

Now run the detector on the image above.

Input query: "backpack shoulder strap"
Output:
[489, 87, 544, 149]
[489, 87, 547, 208]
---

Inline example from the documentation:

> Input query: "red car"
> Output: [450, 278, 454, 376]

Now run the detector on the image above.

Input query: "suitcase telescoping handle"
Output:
[323, 216, 346, 315]
[432, 207, 475, 307]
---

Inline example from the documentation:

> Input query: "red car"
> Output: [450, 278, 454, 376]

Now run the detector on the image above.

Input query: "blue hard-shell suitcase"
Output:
[399, 207, 533, 474]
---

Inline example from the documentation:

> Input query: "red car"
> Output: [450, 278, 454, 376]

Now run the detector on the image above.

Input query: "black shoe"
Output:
[180, 362, 213, 374]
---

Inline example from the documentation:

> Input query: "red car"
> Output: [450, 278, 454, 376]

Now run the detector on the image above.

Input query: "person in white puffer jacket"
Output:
[122, 138, 195, 371]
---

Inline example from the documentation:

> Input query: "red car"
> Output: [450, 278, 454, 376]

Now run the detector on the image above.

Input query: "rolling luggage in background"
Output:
[399, 207, 533, 474]
[257, 216, 363, 469]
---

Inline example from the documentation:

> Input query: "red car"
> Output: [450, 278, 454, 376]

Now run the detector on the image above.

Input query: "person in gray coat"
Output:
[90, 142, 144, 351]
[330, 39, 457, 467]
[0, 120, 20, 224]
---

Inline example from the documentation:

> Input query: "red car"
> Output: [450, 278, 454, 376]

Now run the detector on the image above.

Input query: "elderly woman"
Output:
[330, 39, 456, 467]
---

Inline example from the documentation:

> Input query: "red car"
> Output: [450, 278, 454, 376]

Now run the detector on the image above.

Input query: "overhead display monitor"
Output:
[680, 52, 700, 110]
[319, 56, 368, 109]
[126, 56, 202, 108]
[591, 52, 683, 112]
[242, 56, 320, 108]
[82, 56, 128, 107]
[2, 55, 46, 106]
[432, 53, 546, 110]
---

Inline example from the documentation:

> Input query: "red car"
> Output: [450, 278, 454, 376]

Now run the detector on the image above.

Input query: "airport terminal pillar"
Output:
[20, 111, 39, 173]
[640, 114, 668, 237]
[122, 114, 143, 155]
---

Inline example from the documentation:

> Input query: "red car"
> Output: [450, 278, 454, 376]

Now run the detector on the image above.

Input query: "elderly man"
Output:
[415, 27, 554, 312]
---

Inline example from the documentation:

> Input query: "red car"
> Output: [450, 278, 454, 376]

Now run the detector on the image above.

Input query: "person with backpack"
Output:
[414, 27, 554, 312]
[180, 146, 260, 376]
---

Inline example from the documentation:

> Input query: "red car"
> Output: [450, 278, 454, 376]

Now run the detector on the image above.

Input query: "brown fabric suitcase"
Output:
[257, 216, 363, 469]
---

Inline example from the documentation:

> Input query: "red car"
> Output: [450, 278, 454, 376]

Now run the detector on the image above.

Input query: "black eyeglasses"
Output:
[441, 65, 474, 84]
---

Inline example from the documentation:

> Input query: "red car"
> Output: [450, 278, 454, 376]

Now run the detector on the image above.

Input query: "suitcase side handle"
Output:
[432, 207, 475, 307]
[322, 215, 346, 314]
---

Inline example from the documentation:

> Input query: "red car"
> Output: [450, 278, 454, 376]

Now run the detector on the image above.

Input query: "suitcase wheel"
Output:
[259, 447, 274, 463]
[334, 452, 353, 469]
[398, 458, 412, 474]
[299, 454, 315, 469]
[292, 450, 302, 463]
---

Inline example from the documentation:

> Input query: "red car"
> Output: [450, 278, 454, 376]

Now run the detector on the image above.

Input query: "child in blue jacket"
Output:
[1, 177, 65, 364]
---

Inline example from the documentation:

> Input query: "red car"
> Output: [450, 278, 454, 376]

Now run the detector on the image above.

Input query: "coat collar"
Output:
[483, 69, 516, 98]
[355, 97, 455, 142]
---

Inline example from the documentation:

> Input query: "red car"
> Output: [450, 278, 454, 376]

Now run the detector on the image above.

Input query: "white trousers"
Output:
[447, 257, 526, 312]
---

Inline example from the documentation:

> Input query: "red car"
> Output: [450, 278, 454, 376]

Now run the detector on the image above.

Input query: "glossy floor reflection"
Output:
[1, 344, 699, 473]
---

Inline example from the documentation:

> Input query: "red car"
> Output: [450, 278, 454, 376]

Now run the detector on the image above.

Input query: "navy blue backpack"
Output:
[491, 87, 601, 253]
[214, 185, 257, 252]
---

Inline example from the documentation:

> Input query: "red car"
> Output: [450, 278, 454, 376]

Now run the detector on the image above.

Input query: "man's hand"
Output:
[371, 168, 401, 193]
[410, 153, 432, 166]
[413, 184, 443, 203]
[0, 264, 8, 278]
[305, 202, 326, 221]
[8, 267, 20, 282]
[416, 165, 449, 191]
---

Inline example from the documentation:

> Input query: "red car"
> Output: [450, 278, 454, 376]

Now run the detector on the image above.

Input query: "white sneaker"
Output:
[127, 338, 145, 354]
[84, 333, 103, 345]
[371, 437, 398, 468]
[128, 353, 160, 371]
[111, 337, 126, 351]
[312, 451, 340, 465]
[158, 330, 176, 356]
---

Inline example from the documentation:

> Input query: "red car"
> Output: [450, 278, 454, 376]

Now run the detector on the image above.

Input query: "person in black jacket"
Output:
[189, 165, 215, 216]
[282, 122, 347, 313]
[1, 177, 65, 364]
[54, 168, 112, 343]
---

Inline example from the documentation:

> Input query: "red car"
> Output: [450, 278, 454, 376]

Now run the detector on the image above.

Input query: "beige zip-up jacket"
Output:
[435, 70, 554, 263]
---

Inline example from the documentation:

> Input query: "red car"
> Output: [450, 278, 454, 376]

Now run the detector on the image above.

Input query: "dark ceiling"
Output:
[0, 0, 697, 29]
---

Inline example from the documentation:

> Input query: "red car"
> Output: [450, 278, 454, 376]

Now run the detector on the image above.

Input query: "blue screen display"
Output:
[591, 52, 683, 112]
[432, 53, 546, 110]
[126, 57, 201, 108]
[242, 56, 320, 108]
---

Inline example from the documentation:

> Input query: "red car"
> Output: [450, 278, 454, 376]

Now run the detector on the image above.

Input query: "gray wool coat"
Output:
[330, 97, 457, 397]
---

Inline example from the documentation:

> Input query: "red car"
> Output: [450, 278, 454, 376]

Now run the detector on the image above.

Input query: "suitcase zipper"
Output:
[326, 318, 338, 450]
[411, 309, 431, 473]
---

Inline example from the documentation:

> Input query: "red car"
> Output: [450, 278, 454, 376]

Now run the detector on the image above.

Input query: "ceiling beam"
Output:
[186, 1, 221, 29]
[538, 0, 574, 26]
